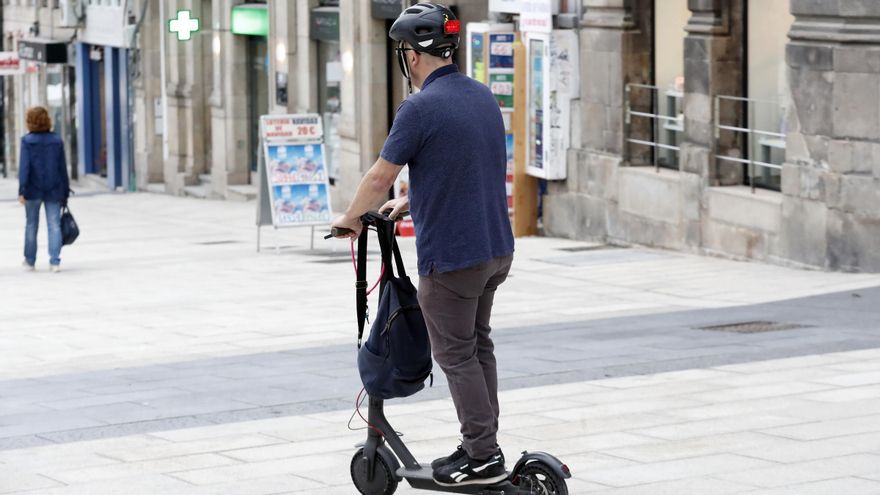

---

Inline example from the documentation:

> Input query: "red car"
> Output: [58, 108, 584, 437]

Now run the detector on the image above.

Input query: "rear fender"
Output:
[511, 451, 571, 480]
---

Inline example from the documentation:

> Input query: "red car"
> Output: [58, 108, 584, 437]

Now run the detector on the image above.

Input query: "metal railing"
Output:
[624, 83, 684, 172]
[714, 95, 786, 192]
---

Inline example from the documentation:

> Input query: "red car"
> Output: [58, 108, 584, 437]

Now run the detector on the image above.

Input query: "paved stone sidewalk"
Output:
[2, 181, 880, 493]
[2, 348, 880, 494]
[2, 183, 877, 381]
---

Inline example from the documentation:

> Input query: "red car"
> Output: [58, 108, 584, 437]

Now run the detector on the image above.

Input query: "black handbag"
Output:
[61, 205, 79, 246]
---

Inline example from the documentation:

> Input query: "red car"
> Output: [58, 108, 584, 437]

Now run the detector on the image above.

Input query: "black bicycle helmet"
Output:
[389, 3, 460, 59]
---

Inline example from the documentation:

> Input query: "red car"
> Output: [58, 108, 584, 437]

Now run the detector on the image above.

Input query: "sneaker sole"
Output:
[434, 473, 508, 487]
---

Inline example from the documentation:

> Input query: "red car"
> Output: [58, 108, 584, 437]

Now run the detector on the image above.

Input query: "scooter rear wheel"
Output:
[350, 448, 398, 495]
[514, 462, 568, 495]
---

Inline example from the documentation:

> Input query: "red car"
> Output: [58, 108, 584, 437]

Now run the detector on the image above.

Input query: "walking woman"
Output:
[18, 106, 70, 272]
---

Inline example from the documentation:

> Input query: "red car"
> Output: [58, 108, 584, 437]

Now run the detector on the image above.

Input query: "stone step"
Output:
[78, 174, 109, 191]
[183, 184, 208, 199]
[145, 183, 165, 194]
[227, 184, 257, 202]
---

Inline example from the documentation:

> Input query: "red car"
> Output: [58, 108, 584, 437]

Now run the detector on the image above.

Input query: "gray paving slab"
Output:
[1, 286, 879, 450]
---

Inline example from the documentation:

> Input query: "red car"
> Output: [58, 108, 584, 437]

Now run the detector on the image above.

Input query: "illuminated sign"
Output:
[231, 4, 269, 37]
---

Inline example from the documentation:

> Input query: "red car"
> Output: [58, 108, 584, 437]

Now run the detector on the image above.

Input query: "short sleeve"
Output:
[380, 100, 422, 166]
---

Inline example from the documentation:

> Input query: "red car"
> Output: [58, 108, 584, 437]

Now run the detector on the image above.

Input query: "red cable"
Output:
[350, 237, 384, 437]
[356, 387, 384, 436]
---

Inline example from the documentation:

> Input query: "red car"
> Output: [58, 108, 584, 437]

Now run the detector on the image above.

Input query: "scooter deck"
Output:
[398, 464, 520, 495]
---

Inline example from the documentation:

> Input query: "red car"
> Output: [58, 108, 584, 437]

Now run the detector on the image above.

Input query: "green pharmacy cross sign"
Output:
[169, 10, 200, 41]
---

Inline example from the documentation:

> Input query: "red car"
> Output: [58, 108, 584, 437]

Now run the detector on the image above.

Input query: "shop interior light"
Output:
[342, 50, 354, 74]
[212, 33, 221, 56]
[276, 42, 286, 65]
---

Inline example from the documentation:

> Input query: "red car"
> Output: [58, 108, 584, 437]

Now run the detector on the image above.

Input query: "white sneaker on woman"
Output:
[22, 261, 35, 272]
[50, 265, 60, 273]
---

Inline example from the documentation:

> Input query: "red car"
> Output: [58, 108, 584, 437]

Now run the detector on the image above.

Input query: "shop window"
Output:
[318, 41, 341, 183]
[624, 0, 687, 170]
[742, 0, 793, 191]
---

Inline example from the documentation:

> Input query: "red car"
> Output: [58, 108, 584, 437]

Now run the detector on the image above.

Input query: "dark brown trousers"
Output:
[417, 255, 513, 459]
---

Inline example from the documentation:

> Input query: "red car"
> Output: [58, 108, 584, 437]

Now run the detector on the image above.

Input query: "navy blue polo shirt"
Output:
[380, 64, 514, 276]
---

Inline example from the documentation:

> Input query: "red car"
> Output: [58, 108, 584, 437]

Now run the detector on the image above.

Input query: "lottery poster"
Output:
[271, 183, 332, 226]
[490, 73, 514, 109]
[489, 33, 515, 69]
[267, 143, 327, 183]
[259, 113, 333, 229]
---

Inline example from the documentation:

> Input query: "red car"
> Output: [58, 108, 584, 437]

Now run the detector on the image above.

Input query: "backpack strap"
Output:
[376, 217, 407, 280]
[356, 228, 369, 349]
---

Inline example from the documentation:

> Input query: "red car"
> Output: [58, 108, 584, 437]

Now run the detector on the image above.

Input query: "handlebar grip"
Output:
[324, 227, 355, 239]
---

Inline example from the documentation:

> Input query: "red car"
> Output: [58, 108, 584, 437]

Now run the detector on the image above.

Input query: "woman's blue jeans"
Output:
[24, 200, 62, 267]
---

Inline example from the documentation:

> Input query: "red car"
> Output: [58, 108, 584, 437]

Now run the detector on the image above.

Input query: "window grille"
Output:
[714, 95, 786, 192]
[624, 83, 684, 171]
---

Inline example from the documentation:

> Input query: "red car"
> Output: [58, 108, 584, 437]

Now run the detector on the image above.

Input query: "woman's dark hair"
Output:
[26, 106, 51, 133]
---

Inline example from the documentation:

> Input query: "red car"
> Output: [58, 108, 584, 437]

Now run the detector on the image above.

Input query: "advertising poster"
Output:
[271, 183, 331, 225]
[506, 133, 514, 213]
[547, 30, 579, 180]
[267, 143, 327, 183]
[471, 32, 486, 84]
[258, 113, 333, 229]
[0, 52, 24, 75]
[520, 0, 553, 33]
[489, 0, 521, 13]
[529, 38, 545, 171]
[490, 73, 514, 109]
[488, 33, 515, 69]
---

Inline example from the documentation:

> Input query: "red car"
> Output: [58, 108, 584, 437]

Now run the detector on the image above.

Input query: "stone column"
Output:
[680, 0, 745, 186]
[163, 0, 208, 194]
[133, 0, 165, 189]
[581, 0, 651, 157]
[782, 0, 880, 271]
[293, 0, 319, 113]
[336, 0, 388, 211]
[542, 0, 652, 240]
[268, 0, 297, 114]
[209, 0, 249, 196]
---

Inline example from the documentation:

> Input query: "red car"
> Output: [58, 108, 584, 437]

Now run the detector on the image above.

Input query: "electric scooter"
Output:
[329, 212, 572, 495]
[351, 395, 571, 495]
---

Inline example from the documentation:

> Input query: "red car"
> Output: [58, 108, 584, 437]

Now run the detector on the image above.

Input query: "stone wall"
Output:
[782, 0, 880, 271]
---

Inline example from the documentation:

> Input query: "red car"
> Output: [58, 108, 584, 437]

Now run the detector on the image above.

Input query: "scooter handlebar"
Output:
[324, 210, 410, 239]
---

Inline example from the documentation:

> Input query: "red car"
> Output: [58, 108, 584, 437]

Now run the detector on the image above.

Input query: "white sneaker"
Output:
[50, 265, 60, 273]
[22, 261, 35, 272]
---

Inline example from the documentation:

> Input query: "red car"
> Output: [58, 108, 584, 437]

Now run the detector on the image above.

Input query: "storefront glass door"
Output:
[317, 40, 341, 183]
[247, 36, 269, 174]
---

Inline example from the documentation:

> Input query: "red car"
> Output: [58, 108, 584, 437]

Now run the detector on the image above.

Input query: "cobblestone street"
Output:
[2, 181, 880, 494]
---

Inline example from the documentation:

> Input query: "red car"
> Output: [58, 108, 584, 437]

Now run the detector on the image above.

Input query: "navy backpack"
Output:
[356, 213, 432, 400]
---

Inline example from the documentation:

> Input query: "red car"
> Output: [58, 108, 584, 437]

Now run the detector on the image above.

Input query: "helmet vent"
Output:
[405, 7, 424, 14]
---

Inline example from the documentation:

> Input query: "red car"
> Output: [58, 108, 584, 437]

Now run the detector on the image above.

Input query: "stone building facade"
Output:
[133, 0, 488, 211]
[543, 0, 880, 272]
[3, 0, 877, 272]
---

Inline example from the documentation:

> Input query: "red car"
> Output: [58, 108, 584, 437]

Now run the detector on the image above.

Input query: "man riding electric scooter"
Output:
[331, 2, 515, 487]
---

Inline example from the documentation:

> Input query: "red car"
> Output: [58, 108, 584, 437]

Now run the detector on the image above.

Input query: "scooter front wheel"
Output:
[351, 448, 398, 495]
[514, 462, 568, 495]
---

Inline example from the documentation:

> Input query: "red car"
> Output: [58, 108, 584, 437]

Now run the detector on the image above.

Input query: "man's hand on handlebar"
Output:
[380, 196, 409, 220]
[329, 213, 363, 239]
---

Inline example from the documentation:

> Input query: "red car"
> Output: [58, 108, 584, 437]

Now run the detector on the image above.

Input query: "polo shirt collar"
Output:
[422, 64, 459, 90]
